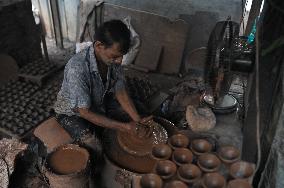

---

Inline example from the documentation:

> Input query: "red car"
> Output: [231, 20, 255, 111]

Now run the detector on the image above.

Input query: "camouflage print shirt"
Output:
[54, 46, 126, 116]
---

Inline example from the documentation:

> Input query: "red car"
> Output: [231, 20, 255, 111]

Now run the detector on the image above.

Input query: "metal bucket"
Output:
[44, 144, 90, 188]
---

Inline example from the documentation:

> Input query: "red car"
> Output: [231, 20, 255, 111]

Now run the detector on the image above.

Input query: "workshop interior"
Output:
[0, 0, 283, 187]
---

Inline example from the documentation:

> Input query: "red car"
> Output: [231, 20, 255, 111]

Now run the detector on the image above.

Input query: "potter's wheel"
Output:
[103, 117, 177, 173]
[117, 120, 168, 156]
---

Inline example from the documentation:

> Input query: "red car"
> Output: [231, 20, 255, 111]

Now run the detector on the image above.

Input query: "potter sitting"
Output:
[54, 20, 152, 151]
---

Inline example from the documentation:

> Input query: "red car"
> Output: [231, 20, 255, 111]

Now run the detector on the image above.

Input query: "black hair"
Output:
[94, 20, 131, 54]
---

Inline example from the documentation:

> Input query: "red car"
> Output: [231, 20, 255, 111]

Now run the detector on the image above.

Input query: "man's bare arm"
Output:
[78, 108, 134, 132]
[115, 88, 141, 122]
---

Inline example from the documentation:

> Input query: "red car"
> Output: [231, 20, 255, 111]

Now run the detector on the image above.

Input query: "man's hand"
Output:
[124, 121, 153, 138]
[139, 115, 154, 124]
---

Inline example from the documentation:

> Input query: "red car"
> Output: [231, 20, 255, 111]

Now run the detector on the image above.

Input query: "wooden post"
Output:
[49, 0, 64, 49]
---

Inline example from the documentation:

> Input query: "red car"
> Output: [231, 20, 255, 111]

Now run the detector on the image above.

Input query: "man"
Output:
[54, 20, 151, 147]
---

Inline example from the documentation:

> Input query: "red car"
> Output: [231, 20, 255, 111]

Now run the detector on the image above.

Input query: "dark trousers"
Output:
[54, 95, 148, 155]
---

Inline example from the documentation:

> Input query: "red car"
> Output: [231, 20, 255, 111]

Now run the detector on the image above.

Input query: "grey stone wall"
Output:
[104, 0, 242, 22]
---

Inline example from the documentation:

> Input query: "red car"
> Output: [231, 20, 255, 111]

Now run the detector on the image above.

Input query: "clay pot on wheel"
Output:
[155, 160, 177, 180]
[177, 164, 201, 184]
[202, 172, 226, 188]
[152, 144, 172, 160]
[190, 139, 213, 156]
[172, 148, 193, 166]
[227, 179, 253, 188]
[229, 161, 254, 179]
[197, 153, 221, 173]
[168, 134, 189, 149]
[140, 173, 162, 188]
[218, 146, 240, 164]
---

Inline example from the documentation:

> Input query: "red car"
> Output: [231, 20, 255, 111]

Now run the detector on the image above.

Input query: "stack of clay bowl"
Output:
[139, 133, 254, 188]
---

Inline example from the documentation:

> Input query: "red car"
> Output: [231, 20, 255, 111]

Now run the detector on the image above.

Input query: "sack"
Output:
[122, 16, 140, 65]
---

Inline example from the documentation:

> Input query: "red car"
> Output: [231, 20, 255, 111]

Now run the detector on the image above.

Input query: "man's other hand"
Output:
[139, 115, 154, 124]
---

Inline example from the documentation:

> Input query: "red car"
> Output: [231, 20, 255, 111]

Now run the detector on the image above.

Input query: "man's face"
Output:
[94, 42, 124, 66]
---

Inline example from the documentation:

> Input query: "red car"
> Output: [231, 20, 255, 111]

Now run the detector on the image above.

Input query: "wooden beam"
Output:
[49, 0, 64, 48]
[245, 0, 263, 36]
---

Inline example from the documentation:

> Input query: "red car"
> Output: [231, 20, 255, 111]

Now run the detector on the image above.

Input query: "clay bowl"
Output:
[152, 143, 172, 160]
[47, 144, 90, 175]
[227, 179, 253, 188]
[155, 160, 177, 180]
[202, 173, 226, 188]
[197, 153, 221, 173]
[177, 164, 202, 184]
[140, 173, 163, 188]
[164, 180, 188, 188]
[190, 139, 213, 156]
[172, 148, 193, 166]
[218, 146, 240, 164]
[229, 161, 254, 179]
[168, 134, 189, 149]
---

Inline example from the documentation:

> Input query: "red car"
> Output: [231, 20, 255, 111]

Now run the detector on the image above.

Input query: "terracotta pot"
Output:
[229, 161, 254, 179]
[45, 144, 90, 188]
[197, 153, 221, 173]
[218, 146, 240, 164]
[227, 179, 253, 188]
[47, 144, 89, 175]
[155, 160, 177, 180]
[164, 180, 188, 188]
[202, 173, 226, 188]
[168, 134, 189, 149]
[152, 143, 172, 160]
[177, 164, 201, 184]
[190, 139, 213, 155]
[140, 173, 163, 188]
[172, 148, 193, 166]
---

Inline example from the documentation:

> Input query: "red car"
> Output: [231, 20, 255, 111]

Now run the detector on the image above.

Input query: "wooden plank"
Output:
[104, 4, 188, 74]
[50, 0, 64, 48]
[34, 0, 54, 38]
[185, 47, 207, 72]
[64, 0, 80, 41]
[134, 42, 162, 71]
[57, 0, 68, 38]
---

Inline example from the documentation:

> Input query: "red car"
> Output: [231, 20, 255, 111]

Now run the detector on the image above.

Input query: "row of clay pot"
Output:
[0, 81, 39, 100]
[140, 172, 253, 188]
[19, 61, 56, 76]
[140, 133, 254, 188]
[0, 80, 57, 136]
[153, 134, 241, 164]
